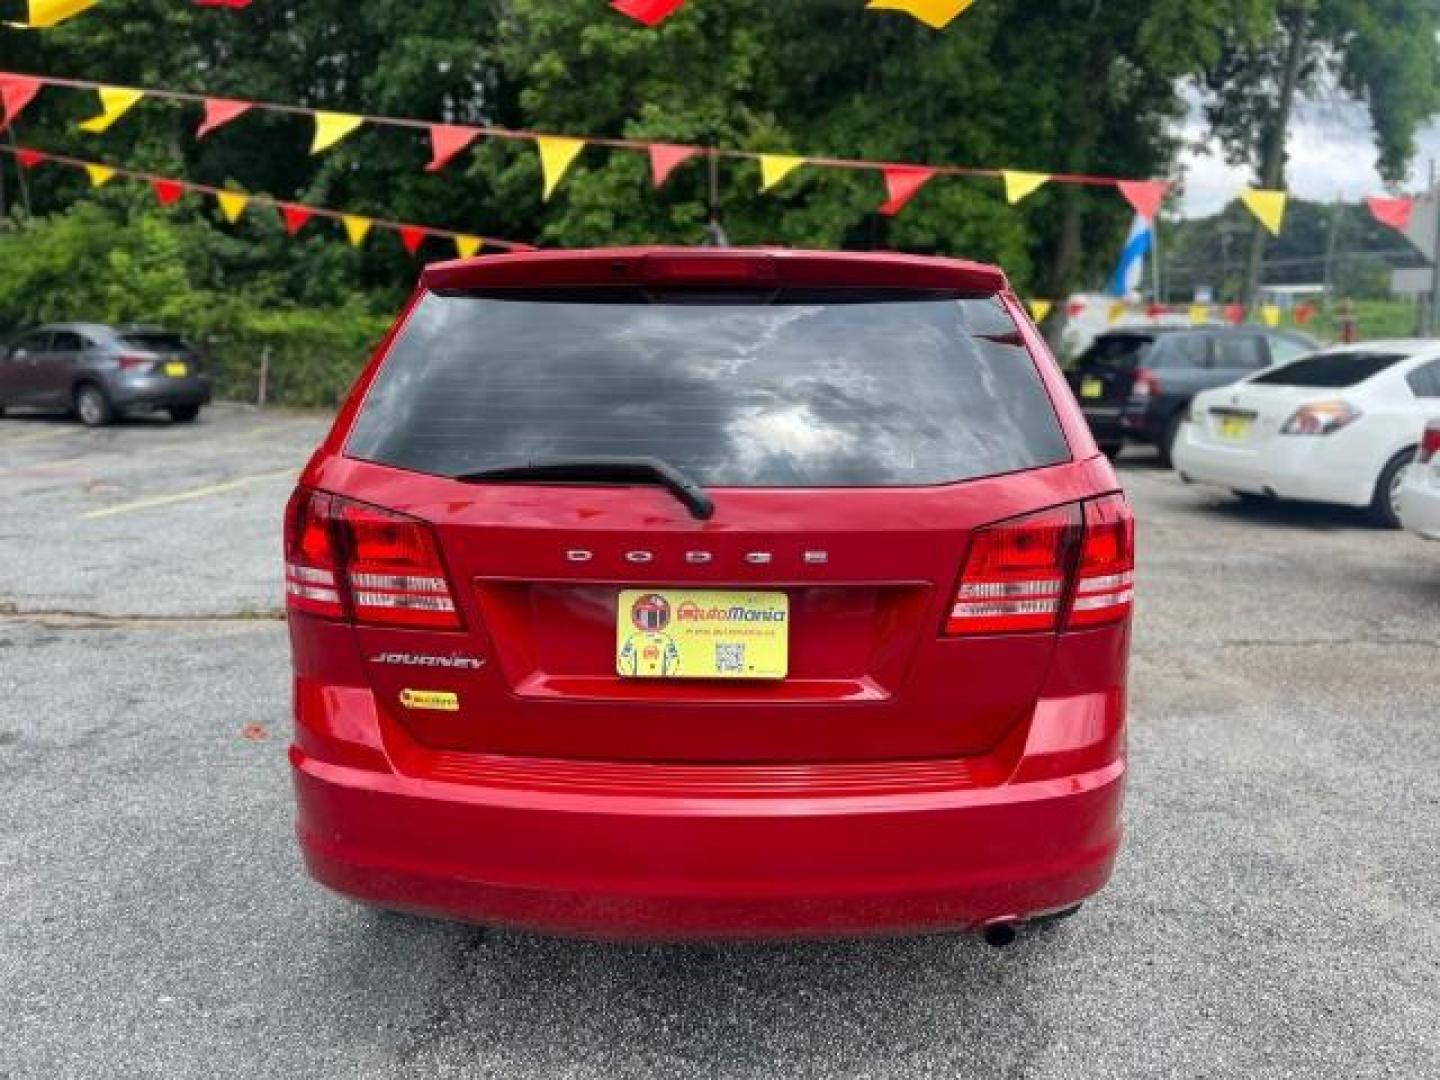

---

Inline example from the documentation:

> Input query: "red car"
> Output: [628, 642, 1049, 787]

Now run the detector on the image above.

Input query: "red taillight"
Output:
[117, 354, 150, 371]
[946, 495, 1135, 637]
[283, 489, 461, 630]
[1418, 422, 1440, 465]
[947, 504, 1082, 635]
[1132, 368, 1161, 399]
[1068, 494, 1135, 629]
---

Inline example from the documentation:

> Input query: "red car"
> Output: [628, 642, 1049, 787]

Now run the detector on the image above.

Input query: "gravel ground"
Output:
[0, 410, 1436, 1079]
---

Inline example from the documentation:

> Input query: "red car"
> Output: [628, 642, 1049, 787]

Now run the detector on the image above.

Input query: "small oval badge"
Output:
[399, 689, 460, 712]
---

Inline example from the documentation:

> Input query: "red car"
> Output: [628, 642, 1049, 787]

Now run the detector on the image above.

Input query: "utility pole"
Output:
[1243, 8, 1310, 312]
[1429, 160, 1440, 336]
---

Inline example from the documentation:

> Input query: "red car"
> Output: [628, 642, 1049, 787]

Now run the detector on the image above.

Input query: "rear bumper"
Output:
[1173, 423, 1376, 507]
[292, 745, 1124, 941]
[108, 373, 212, 410]
[1398, 463, 1440, 540]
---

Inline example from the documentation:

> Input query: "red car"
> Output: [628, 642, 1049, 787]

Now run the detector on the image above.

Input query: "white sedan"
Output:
[1397, 420, 1440, 540]
[1174, 340, 1440, 528]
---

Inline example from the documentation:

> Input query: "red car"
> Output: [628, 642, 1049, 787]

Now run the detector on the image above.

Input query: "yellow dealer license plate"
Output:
[616, 589, 789, 680]
[1217, 415, 1253, 441]
[164, 361, 189, 377]
[1081, 377, 1105, 399]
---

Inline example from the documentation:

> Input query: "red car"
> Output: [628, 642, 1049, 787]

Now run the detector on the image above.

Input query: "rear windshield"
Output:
[120, 332, 192, 353]
[1251, 352, 1406, 388]
[1078, 334, 1154, 372]
[345, 289, 1070, 487]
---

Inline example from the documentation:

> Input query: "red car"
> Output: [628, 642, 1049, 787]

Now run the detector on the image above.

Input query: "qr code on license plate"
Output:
[714, 642, 746, 674]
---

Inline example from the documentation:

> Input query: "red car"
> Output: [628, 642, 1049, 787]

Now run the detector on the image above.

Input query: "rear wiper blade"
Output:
[453, 456, 715, 521]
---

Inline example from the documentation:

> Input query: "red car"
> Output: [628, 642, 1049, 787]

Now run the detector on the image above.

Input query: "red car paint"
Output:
[286, 247, 1131, 940]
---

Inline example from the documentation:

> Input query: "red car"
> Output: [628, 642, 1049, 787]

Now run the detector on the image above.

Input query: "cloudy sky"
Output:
[1176, 95, 1440, 217]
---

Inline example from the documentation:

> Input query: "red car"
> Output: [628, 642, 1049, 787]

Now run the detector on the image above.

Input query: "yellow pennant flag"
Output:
[1260, 304, 1281, 328]
[1189, 304, 1210, 326]
[83, 164, 115, 188]
[454, 235, 483, 259]
[342, 215, 373, 247]
[1107, 301, 1127, 325]
[1241, 188, 1288, 236]
[1027, 300, 1053, 324]
[77, 87, 144, 134]
[1002, 170, 1050, 205]
[311, 112, 365, 155]
[216, 191, 250, 223]
[12, 0, 100, 28]
[537, 136, 586, 201]
[865, 0, 977, 30]
[759, 154, 806, 192]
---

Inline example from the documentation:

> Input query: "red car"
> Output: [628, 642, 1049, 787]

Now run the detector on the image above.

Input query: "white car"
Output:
[1397, 420, 1440, 540]
[1174, 340, 1440, 528]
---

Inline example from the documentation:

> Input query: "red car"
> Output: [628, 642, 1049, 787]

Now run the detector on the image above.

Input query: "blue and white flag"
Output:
[1110, 214, 1152, 297]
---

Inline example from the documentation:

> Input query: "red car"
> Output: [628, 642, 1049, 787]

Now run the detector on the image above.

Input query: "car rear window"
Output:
[1251, 351, 1407, 388]
[345, 289, 1071, 487]
[1078, 334, 1154, 372]
[120, 332, 191, 353]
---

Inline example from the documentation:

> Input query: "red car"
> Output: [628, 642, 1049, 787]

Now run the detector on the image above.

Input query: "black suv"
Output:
[1067, 325, 1318, 465]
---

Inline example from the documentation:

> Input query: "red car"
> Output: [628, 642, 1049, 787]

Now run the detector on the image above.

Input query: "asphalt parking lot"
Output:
[1, 404, 1437, 1079]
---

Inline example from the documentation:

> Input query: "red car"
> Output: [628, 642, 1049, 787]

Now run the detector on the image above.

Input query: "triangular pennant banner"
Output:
[1223, 304, 1245, 326]
[1107, 302, 1128, 325]
[1241, 188, 1287, 236]
[426, 124, 480, 173]
[399, 226, 428, 255]
[879, 166, 936, 216]
[537, 136, 585, 200]
[78, 87, 144, 134]
[151, 179, 185, 207]
[1260, 305, 1281, 328]
[1027, 300, 1053, 324]
[83, 163, 115, 187]
[1066, 300, 1086, 318]
[649, 143, 699, 188]
[1146, 303, 1167, 320]
[193, 0, 254, 8]
[1117, 179, 1171, 221]
[611, 0, 685, 27]
[216, 191, 249, 223]
[197, 98, 252, 140]
[454, 235, 483, 259]
[1002, 170, 1050, 205]
[1293, 302, 1317, 326]
[311, 112, 365, 155]
[342, 215, 372, 247]
[0, 75, 42, 128]
[865, 0, 977, 30]
[18, 0, 99, 28]
[281, 204, 313, 235]
[1189, 305, 1210, 326]
[15, 149, 45, 169]
[759, 154, 805, 192]
[1366, 195, 1415, 234]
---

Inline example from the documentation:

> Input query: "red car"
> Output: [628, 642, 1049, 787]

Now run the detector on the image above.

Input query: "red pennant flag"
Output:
[612, 0, 684, 26]
[878, 166, 936, 216]
[1366, 195, 1415, 234]
[193, 0, 253, 7]
[648, 143, 699, 188]
[196, 98, 252, 140]
[1066, 300, 1086, 318]
[426, 124, 480, 173]
[0, 75, 42, 130]
[15, 149, 46, 169]
[1117, 179, 1171, 221]
[1146, 303, 1167, 319]
[399, 226, 427, 255]
[151, 179, 185, 207]
[1294, 302, 1317, 327]
[1223, 304, 1245, 326]
[281, 204, 313, 235]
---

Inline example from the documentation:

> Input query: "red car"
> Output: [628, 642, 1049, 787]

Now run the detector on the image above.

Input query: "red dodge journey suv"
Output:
[284, 248, 1133, 943]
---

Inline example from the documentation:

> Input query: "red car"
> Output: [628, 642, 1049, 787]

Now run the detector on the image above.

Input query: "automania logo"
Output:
[675, 602, 787, 624]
